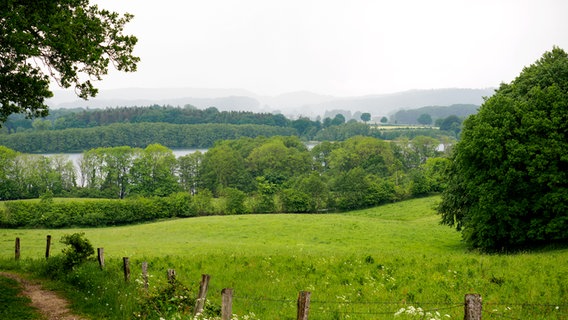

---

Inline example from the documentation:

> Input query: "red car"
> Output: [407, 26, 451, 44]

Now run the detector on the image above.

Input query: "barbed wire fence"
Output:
[230, 292, 567, 319]
[9, 237, 568, 320]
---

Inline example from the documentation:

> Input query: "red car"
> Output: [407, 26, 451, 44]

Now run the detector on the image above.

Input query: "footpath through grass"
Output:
[0, 275, 42, 319]
[1, 196, 567, 319]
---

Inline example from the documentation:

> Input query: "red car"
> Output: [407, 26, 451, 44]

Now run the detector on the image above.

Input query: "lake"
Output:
[44, 149, 207, 170]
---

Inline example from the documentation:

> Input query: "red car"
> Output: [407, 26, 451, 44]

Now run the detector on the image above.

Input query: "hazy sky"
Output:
[86, 0, 568, 96]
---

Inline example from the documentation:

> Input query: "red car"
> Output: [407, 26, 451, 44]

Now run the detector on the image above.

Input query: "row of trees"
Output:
[0, 135, 450, 212]
[1, 105, 291, 133]
[393, 104, 478, 125]
[0, 117, 457, 154]
[0, 123, 296, 153]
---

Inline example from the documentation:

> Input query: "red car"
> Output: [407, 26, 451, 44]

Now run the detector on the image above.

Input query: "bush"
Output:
[60, 233, 94, 270]
[223, 187, 247, 214]
[193, 189, 213, 215]
[280, 188, 311, 213]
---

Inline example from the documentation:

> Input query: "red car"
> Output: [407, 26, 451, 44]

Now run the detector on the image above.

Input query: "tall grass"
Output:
[1, 196, 567, 319]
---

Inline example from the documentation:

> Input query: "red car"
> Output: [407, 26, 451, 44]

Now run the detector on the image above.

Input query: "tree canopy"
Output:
[0, 0, 139, 123]
[417, 113, 432, 125]
[438, 47, 568, 250]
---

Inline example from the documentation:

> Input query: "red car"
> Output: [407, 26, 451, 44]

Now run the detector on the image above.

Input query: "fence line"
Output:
[484, 311, 523, 320]
[8, 236, 568, 320]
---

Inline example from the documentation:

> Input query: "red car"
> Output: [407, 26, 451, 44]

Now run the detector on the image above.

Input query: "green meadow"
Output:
[1, 196, 567, 319]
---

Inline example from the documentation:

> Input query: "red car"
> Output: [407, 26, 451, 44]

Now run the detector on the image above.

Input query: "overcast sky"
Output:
[85, 0, 568, 97]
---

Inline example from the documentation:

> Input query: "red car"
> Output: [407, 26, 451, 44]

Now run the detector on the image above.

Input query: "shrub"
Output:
[223, 188, 247, 214]
[280, 188, 311, 213]
[60, 232, 94, 270]
[193, 189, 213, 215]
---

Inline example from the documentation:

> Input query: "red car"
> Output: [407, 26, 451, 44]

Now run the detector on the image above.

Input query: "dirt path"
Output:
[0, 272, 87, 320]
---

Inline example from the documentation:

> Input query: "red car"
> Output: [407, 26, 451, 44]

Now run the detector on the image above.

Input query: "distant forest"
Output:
[1, 105, 290, 133]
[0, 104, 462, 153]
[392, 104, 478, 125]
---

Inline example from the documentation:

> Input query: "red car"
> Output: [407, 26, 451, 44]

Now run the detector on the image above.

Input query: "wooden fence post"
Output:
[194, 274, 211, 316]
[123, 257, 130, 282]
[97, 248, 105, 269]
[464, 294, 482, 320]
[142, 262, 149, 290]
[221, 288, 233, 320]
[15, 237, 20, 260]
[297, 291, 311, 320]
[45, 235, 51, 259]
[167, 269, 177, 284]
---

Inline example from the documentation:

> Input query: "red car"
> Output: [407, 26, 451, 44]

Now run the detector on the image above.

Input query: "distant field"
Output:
[374, 125, 439, 130]
[1, 196, 567, 319]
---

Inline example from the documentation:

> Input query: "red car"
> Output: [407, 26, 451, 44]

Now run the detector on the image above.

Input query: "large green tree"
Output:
[0, 0, 138, 123]
[200, 143, 253, 195]
[177, 151, 204, 195]
[0, 146, 20, 199]
[129, 144, 179, 197]
[417, 113, 432, 125]
[246, 136, 311, 182]
[438, 47, 568, 250]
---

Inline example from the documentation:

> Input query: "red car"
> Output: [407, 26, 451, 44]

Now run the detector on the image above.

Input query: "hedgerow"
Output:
[0, 192, 197, 228]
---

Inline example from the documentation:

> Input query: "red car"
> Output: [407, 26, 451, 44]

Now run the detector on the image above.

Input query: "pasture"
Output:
[1, 196, 567, 319]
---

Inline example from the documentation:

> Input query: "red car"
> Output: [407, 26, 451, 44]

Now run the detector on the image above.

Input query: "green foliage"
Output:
[293, 173, 330, 211]
[223, 187, 247, 214]
[438, 115, 463, 136]
[80, 146, 137, 199]
[138, 278, 221, 319]
[409, 169, 431, 196]
[280, 188, 311, 213]
[246, 137, 311, 180]
[5, 105, 291, 131]
[421, 157, 451, 193]
[129, 144, 180, 197]
[0, 194, 200, 228]
[163, 192, 197, 218]
[0, 151, 76, 200]
[201, 144, 253, 195]
[439, 47, 568, 250]
[329, 136, 394, 177]
[60, 232, 94, 270]
[0, 132, 452, 213]
[376, 127, 453, 141]
[0, 146, 20, 199]
[0, 0, 138, 123]
[193, 189, 214, 215]
[332, 168, 396, 210]
[393, 104, 478, 125]
[178, 151, 203, 195]
[417, 113, 433, 125]
[314, 121, 371, 141]
[0, 122, 297, 153]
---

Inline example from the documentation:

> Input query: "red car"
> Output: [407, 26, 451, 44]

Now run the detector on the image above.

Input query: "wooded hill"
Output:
[0, 104, 459, 153]
[392, 104, 478, 125]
